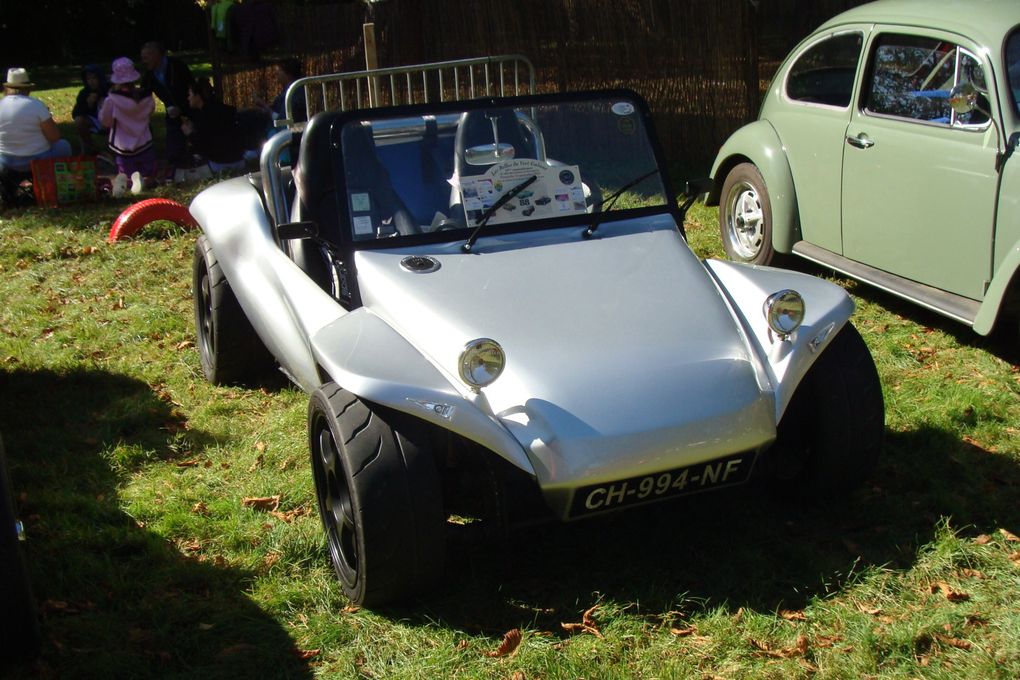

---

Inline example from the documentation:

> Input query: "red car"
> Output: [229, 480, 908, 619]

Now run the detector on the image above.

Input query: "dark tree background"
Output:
[0, 0, 207, 69]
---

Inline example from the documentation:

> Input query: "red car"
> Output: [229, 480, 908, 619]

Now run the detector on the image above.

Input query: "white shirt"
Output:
[0, 94, 52, 156]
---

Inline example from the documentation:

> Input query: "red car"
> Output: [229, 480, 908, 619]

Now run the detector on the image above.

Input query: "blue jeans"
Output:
[0, 139, 74, 173]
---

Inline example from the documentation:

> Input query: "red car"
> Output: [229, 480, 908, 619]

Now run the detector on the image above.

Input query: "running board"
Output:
[790, 241, 980, 326]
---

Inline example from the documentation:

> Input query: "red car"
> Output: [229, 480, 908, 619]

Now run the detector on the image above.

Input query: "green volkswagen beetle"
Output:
[709, 0, 1020, 334]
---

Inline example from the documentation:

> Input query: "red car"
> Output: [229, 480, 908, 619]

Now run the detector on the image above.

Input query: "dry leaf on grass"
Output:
[342, 605, 360, 614]
[181, 539, 202, 552]
[935, 633, 972, 651]
[798, 658, 819, 672]
[958, 568, 985, 579]
[256, 441, 268, 453]
[930, 582, 970, 602]
[857, 603, 883, 615]
[269, 507, 312, 524]
[455, 639, 469, 650]
[1007, 551, 1020, 564]
[293, 648, 320, 660]
[749, 634, 809, 659]
[670, 625, 698, 637]
[561, 605, 604, 639]
[175, 459, 199, 468]
[974, 534, 993, 545]
[249, 454, 265, 472]
[731, 606, 745, 623]
[263, 552, 281, 568]
[814, 635, 843, 648]
[780, 609, 807, 621]
[42, 599, 92, 615]
[175, 340, 194, 350]
[483, 628, 522, 658]
[242, 495, 280, 512]
[218, 643, 257, 658]
[1000, 528, 1020, 542]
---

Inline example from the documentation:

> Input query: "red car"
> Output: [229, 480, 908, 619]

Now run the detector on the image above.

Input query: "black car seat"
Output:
[340, 122, 419, 238]
[296, 112, 417, 249]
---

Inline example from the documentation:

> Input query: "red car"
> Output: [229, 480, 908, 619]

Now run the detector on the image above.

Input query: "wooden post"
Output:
[364, 22, 380, 107]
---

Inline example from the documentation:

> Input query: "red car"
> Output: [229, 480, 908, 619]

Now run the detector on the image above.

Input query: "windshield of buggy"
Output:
[336, 92, 669, 243]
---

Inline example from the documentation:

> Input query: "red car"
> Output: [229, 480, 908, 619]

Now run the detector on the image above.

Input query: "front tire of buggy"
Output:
[309, 384, 445, 607]
[767, 322, 884, 497]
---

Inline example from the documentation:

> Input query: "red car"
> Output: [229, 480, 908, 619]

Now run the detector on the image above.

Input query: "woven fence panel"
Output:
[221, 0, 867, 170]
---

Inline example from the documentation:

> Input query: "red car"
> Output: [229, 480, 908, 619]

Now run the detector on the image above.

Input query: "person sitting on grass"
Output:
[98, 57, 156, 192]
[71, 64, 109, 157]
[256, 57, 306, 123]
[0, 68, 73, 174]
[181, 78, 245, 174]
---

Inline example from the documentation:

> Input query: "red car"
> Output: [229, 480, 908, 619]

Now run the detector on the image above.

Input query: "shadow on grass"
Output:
[0, 368, 312, 679]
[408, 426, 1020, 638]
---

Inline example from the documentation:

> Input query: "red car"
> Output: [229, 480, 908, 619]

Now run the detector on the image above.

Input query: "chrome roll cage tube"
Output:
[260, 128, 294, 233]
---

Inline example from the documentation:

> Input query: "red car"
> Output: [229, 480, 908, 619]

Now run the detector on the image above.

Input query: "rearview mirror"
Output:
[465, 143, 515, 166]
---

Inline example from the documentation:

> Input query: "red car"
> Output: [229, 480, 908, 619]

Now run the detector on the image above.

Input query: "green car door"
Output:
[841, 29, 998, 301]
[766, 29, 867, 254]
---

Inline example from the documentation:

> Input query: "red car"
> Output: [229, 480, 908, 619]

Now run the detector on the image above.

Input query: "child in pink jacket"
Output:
[98, 57, 156, 181]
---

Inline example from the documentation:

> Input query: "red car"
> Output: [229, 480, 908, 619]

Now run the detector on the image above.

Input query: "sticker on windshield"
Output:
[611, 101, 635, 116]
[352, 215, 373, 235]
[351, 192, 371, 212]
[459, 159, 587, 226]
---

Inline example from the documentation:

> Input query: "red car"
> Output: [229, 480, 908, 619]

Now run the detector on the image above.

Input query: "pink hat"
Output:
[110, 57, 141, 84]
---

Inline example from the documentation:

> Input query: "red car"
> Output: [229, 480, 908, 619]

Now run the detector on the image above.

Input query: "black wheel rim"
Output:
[311, 412, 359, 586]
[197, 265, 215, 362]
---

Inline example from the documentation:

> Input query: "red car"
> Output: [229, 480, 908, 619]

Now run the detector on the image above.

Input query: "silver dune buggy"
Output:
[188, 57, 884, 606]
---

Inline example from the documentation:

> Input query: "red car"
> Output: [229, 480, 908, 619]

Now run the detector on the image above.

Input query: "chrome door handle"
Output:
[846, 133, 875, 149]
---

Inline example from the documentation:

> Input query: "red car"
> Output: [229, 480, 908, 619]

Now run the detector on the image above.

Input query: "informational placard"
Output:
[459, 159, 587, 226]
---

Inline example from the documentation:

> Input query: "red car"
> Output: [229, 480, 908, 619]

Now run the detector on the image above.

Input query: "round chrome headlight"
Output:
[458, 338, 506, 389]
[763, 289, 805, 338]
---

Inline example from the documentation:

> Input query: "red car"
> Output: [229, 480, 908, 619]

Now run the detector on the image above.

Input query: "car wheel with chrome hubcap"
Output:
[721, 162, 777, 265]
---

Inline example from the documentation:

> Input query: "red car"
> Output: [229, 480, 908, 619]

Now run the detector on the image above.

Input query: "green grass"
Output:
[2, 81, 1020, 678]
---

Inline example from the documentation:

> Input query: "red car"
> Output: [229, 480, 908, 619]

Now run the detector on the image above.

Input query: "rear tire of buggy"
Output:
[192, 235, 275, 386]
[309, 384, 445, 607]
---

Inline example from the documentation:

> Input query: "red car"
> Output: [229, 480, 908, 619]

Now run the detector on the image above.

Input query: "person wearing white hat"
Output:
[0, 67, 72, 174]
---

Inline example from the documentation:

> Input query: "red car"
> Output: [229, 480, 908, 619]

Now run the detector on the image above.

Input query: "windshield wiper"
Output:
[462, 174, 538, 253]
[583, 169, 659, 239]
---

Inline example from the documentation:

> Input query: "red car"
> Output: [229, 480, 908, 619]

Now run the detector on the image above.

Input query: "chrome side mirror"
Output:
[465, 143, 516, 166]
[948, 82, 982, 115]
[949, 82, 1008, 171]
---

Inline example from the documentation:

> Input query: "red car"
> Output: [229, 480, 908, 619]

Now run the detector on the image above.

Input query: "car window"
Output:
[1006, 28, 1020, 114]
[864, 33, 988, 127]
[785, 32, 863, 107]
[338, 96, 668, 243]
